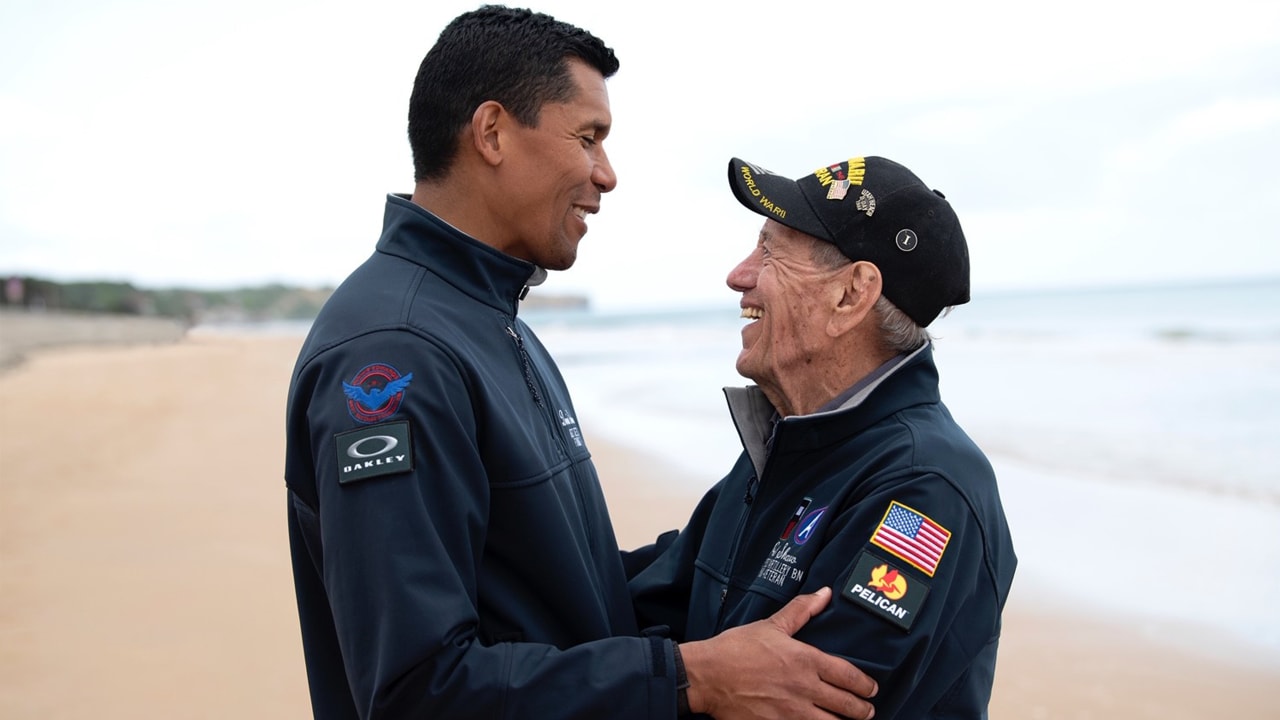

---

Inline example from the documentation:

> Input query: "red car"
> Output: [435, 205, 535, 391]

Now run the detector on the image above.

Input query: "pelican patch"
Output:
[336, 421, 413, 484]
[842, 551, 930, 631]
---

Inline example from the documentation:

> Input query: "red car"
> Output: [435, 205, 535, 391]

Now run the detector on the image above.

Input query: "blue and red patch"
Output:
[342, 363, 414, 424]
[793, 506, 827, 545]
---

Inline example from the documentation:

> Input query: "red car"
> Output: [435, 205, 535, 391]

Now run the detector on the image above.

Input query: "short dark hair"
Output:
[407, 5, 620, 182]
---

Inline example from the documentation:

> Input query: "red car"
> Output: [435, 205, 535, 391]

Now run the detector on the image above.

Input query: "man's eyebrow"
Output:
[580, 119, 611, 137]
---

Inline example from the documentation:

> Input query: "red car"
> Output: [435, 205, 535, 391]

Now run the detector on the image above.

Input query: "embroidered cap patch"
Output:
[869, 501, 951, 577]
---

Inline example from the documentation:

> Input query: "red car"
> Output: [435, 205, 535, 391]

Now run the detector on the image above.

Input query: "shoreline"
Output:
[1, 333, 1277, 717]
[0, 309, 188, 371]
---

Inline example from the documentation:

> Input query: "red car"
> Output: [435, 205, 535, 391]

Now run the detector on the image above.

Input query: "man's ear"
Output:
[828, 261, 882, 338]
[470, 101, 506, 167]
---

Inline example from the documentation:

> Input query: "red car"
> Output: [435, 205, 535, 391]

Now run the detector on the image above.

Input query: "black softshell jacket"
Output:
[630, 346, 1017, 719]
[285, 195, 676, 719]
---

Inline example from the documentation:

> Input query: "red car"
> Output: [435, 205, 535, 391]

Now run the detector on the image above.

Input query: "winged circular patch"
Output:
[343, 363, 414, 424]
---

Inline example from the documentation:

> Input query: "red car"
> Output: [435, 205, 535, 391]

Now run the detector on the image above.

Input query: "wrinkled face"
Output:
[726, 220, 845, 392]
[499, 59, 616, 270]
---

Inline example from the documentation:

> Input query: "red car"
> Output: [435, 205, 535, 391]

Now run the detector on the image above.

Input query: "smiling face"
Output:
[496, 58, 616, 270]
[726, 219, 854, 414]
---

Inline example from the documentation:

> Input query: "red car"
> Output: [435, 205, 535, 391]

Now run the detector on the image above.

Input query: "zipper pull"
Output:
[506, 324, 544, 407]
[743, 475, 757, 505]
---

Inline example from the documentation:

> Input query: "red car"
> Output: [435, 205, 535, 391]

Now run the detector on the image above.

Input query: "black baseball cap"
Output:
[727, 156, 970, 327]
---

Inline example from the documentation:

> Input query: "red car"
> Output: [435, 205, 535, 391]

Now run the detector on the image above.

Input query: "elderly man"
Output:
[631, 155, 1017, 718]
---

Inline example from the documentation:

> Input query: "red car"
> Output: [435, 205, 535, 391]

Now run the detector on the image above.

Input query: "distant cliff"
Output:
[0, 275, 589, 324]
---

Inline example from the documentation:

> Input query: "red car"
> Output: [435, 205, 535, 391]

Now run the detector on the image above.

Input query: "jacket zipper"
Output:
[506, 324, 544, 408]
[505, 322, 595, 541]
[715, 471, 760, 629]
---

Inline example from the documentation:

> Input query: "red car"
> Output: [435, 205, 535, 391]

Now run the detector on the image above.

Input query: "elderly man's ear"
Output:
[827, 261, 883, 338]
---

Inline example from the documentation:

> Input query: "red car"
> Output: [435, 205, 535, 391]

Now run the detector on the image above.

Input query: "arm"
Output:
[621, 529, 680, 580]
[681, 588, 879, 720]
[630, 486, 722, 638]
[784, 478, 1010, 719]
[630, 480, 879, 720]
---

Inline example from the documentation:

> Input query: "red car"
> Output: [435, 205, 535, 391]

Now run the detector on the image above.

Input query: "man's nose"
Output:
[593, 149, 618, 193]
[726, 249, 760, 292]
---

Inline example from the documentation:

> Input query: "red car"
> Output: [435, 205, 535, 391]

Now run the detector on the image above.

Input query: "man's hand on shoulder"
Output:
[679, 587, 878, 719]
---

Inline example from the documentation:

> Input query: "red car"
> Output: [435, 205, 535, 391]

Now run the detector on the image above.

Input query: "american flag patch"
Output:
[869, 501, 951, 577]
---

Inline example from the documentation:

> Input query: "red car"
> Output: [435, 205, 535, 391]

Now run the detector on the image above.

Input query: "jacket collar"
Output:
[376, 194, 544, 316]
[724, 342, 938, 478]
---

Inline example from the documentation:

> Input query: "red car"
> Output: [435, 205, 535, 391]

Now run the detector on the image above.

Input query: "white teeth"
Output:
[573, 207, 589, 220]
[740, 307, 763, 320]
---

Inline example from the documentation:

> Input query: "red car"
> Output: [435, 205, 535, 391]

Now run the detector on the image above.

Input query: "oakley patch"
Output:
[842, 551, 930, 631]
[336, 421, 413, 484]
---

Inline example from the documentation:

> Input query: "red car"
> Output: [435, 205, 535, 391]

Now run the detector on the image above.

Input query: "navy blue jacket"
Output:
[630, 345, 1016, 719]
[285, 195, 676, 719]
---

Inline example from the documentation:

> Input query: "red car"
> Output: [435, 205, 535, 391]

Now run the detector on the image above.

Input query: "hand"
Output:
[679, 587, 877, 719]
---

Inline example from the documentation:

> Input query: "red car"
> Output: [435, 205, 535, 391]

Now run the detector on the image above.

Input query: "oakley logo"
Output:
[347, 435, 399, 459]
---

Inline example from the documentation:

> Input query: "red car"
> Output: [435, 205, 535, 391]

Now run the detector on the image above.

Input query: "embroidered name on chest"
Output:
[756, 503, 827, 588]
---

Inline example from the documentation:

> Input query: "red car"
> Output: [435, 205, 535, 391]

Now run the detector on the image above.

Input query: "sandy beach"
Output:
[1, 329, 1277, 718]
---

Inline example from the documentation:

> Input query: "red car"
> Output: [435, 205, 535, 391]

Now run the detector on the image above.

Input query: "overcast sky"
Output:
[3, 0, 1278, 311]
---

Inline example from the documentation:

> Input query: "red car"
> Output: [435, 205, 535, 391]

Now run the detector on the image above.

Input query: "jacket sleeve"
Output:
[621, 529, 681, 581]
[295, 331, 678, 719]
[628, 480, 726, 639]
[788, 474, 1007, 719]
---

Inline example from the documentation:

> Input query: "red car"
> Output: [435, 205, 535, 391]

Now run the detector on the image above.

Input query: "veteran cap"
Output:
[727, 156, 970, 327]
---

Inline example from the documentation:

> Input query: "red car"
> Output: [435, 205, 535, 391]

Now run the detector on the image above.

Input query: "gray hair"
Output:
[873, 296, 932, 353]
[809, 239, 933, 354]
[810, 239, 849, 271]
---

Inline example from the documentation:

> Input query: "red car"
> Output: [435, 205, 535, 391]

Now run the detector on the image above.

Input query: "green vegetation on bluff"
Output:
[1, 274, 588, 324]
[1, 275, 333, 324]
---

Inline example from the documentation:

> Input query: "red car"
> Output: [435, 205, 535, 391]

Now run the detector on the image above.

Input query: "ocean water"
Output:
[524, 278, 1280, 661]
[529, 279, 1280, 502]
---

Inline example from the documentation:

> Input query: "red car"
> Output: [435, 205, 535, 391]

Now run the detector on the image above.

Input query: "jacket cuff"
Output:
[643, 633, 680, 719]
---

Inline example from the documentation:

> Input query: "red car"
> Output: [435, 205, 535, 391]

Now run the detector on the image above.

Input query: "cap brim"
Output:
[727, 158, 831, 241]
